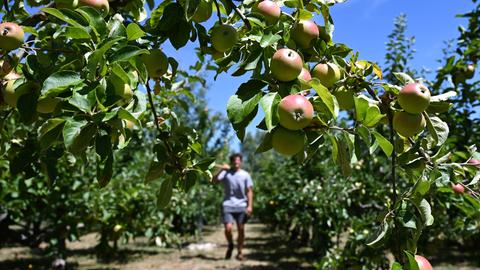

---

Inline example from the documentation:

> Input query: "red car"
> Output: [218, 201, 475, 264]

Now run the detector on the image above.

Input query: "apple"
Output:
[333, 86, 355, 110]
[467, 159, 480, 168]
[451, 183, 465, 194]
[55, 0, 78, 8]
[291, 20, 319, 48]
[298, 67, 311, 90]
[393, 111, 426, 138]
[211, 25, 238, 53]
[78, 0, 109, 15]
[415, 255, 433, 270]
[124, 119, 135, 130]
[1, 80, 32, 108]
[141, 49, 169, 79]
[110, 76, 133, 104]
[113, 224, 122, 232]
[37, 97, 61, 114]
[270, 48, 303, 82]
[397, 83, 431, 114]
[253, 0, 281, 25]
[192, 0, 212, 23]
[272, 127, 305, 156]
[465, 64, 475, 79]
[311, 62, 341, 88]
[0, 22, 25, 51]
[277, 94, 313, 130]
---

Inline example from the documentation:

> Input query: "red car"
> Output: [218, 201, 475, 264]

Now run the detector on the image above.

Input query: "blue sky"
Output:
[161, 0, 473, 150]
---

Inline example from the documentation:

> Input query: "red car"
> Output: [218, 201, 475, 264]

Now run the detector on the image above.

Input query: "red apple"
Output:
[277, 94, 313, 130]
[0, 22, 24, 51]
[311, 62, 341, 88]
[211, 25, 238, 53]
[254, 0, 281, 25]
[467, 159, 480, 168]
[415, 255, 433, 270]
[398, 83, 431, 114]
[192, 0, 212, 23]
[298, 67, 311, 90]
[291, 20, 319, 48]
[393, 111, 426, 138]
[141, 49, 169, 79]
[78, 0, 109, 14]
[451, 183, 465, 194]
[272, 127, 305, 156]
[270, 48, 303, 82]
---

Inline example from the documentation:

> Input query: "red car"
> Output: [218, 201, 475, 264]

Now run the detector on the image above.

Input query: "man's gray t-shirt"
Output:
[218, 169, 253, 212]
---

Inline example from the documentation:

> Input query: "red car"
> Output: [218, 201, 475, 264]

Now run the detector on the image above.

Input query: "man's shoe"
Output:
[225, 243, 234, 259]
[236, 253, 244, 261]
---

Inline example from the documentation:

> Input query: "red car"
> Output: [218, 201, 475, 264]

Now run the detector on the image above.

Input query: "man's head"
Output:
[229, 153, 243, 170]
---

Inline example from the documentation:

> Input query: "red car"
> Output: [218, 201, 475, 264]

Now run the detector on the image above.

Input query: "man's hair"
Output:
[229, 153, 243, 162]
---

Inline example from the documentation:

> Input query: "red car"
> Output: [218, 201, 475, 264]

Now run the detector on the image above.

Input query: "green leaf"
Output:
[391, 262, 403, 270]
[329, 135, 351, 177]
[110, 46, 149, 63]
[393, 72, 414, 84]
[404, 251, 420, 270]
[363, 105, 385, 127]
[75, 6, 107, 38]
[64, 26, 91, 39]
[96, 153, 113, 188]
[126, 23, 146, 40]
[255, 131, 273, 153]
[260, 33, 282, 48]
[42, 8, 84, 27]
[425, 115, 449, 147]
[371, 131, 393, 157]
[86, 38, 123, 81]
[168, 20, 191, 49]
[41, 71, 83, 97]
[38, 118, 66, 150]
[157, 178, 173, 209]
[17, 94, 38, 124]
[366, 220, 389, 247]
[260, 93, 280, 131]
[227, 80, 265, 124]
[63, 119, 97, 154]
[145, 160, 165, 182]
[69, 91, 95, 112]
[416, 199, 434, 226]
[354, 95, 370, 122]
[310, 79, 337, 118]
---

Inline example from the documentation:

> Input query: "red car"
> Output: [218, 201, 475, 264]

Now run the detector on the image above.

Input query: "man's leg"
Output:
[224, 222, 234, 259]
[236, 222, 245, 260]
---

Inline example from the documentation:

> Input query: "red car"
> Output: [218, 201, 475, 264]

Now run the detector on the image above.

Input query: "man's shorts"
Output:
[221, 208, 249, 224]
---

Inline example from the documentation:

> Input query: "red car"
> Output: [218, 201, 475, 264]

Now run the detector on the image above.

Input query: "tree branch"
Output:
[212, 0, 223, 25]
[225, 0, 251, 30]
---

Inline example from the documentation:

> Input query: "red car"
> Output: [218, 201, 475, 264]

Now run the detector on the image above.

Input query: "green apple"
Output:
[393, 111, 426, 138]
[0, 22, 25, 51]
[298, 67, 311, 90]
[311, 62, 341, 88]
[55, 0, 78, 8]
[253, 0, 281, 25]
[277, 94, 313, 130]
[272, 127, 305, 156]
[78, 0, 109, 15]
[111, 78, 133, 104]
[397, 83, 431, 114]
[192, 0, 212, 23]
[415, 255, 433, 270]
[140, 49, 169, 79]
[211, 25, 238, 53]
[291, 20, 319, 48]
[465, 64, 475, 79]
[1, 80, 32, 108]
[270, 48, 303, 82]
[333, 86, 354, 110]
[37, 97, 61, 114]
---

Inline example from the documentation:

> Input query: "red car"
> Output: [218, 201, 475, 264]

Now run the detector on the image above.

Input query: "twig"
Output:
[212, 0, 223, 25]
[23, 46, 77, 54]
[145, 82, 162, 132]
[225, 0, 251, 30]
[364, 84, 381, 103]
[407, 137, 433, 165]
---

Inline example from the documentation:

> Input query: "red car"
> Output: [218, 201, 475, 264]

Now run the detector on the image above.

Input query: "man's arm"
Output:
[246, 187, 253, 216]
[211, 164, 230, 183]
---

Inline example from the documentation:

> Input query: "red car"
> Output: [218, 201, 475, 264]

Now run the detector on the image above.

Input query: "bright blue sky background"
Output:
[160, 0, 473, 150]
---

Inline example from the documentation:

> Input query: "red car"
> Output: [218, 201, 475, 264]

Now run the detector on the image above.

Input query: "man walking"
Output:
[212, 153, 253, 260]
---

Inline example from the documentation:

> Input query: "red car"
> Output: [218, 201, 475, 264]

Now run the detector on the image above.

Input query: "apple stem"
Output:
[225, 0, 251, 30]
[212, 0, 223, 25]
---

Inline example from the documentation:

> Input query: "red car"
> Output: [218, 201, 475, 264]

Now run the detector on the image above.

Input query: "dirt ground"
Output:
[0, 223, 478, 270]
